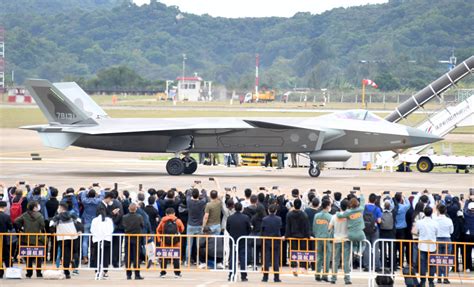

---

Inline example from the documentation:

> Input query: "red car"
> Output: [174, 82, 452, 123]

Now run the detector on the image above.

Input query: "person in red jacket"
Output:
[156, 207, 185, 278]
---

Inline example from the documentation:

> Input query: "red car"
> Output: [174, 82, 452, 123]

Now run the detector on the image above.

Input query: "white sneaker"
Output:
[198, 263, 207, 269]
[174, 274, 182, 279]
[160, 274, 166, 278]
[216, 263, 224, 269]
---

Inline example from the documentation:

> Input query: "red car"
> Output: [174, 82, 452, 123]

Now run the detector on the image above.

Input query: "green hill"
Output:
[1, 0, 473, 90]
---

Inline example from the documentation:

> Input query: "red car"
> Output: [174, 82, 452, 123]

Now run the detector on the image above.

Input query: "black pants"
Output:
[0, 240, 11, 278]
[160, 258, 181, 275]
[60, 240, 73, 276]
[262, 240, 280, 280]
[264, 154, 273, 167]
[125, 237, 140, 277]
[112, 232, 122, 268]
[379, 230, 396, 270]
[465, 234, 474, 271]
[229, 240, 247, 280]
[395, 228, 408, 267]
[26, 257, 43, 277]
[91, 241, 111, 272]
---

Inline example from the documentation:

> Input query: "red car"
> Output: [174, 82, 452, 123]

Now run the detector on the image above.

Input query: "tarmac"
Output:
[0, 128, 473, 286]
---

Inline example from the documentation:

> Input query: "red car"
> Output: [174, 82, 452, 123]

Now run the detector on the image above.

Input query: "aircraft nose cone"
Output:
[406, 127, 443, 146]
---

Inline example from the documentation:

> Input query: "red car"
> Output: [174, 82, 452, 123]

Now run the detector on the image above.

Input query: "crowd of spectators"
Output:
[0, 180, 473, 286]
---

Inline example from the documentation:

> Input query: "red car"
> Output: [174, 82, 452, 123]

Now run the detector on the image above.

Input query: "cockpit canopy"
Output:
[326, 110, 385, 122]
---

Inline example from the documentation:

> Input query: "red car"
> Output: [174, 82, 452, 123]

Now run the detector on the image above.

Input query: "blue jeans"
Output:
[420, 251, 435, 284]
[363, 229, 380, 269]
[208, 224, 221, 235]
[437, 237, 452, 278]
[185, 225, 202, 263]
[82, 223, 91, 258]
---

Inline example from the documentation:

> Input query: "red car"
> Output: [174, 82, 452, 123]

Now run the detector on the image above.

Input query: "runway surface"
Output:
[0, 129, 472, 195]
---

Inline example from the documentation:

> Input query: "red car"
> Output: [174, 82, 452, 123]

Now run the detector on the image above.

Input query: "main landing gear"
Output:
[166, 155, 198, 176]
[308, 160, 321, 177]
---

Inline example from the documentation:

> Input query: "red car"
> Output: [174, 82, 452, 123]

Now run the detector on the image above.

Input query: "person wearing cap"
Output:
[463, 199, 474, 272]
[0, 201, 13, 279]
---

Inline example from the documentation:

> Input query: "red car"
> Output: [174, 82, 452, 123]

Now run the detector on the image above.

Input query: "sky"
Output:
[133, 0, 388, 18]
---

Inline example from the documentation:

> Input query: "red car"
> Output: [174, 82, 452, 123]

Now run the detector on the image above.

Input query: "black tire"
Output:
[416, 157, 433, 173]
[308, 164, 321, 177]
[166, 158, 185, 176]
[183, 157, 198, 175]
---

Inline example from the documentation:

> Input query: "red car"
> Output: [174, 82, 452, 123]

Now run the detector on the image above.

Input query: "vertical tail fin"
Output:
[25, 79, 98, 125]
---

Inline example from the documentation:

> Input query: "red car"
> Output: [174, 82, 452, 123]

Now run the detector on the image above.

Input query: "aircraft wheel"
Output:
[308, 163, 321, 177]
[183, 157, 198, 174]
[166, 158, 185, 176]
[416, 157, 433, 173]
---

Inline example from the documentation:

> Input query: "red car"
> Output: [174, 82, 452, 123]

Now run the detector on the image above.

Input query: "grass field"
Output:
[90, 94, 446, 111]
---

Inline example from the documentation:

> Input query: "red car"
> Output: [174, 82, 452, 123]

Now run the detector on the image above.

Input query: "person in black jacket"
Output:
[122, 203, 144, 280]
[0, 201, 13, 279]
[261, 204, 282, 283]
[284, 199, 310, 274]
[226, 202, 251, 282]
[144, 196, 159, 234]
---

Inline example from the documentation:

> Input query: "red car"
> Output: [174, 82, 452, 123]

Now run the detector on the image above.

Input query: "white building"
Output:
[177, 76, 202, 101]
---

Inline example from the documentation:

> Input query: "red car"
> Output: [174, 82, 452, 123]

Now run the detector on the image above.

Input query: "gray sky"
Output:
[133, 0, 388, 18]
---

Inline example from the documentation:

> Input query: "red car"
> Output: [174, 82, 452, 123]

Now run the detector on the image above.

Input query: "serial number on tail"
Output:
[56, 112, 76, 120]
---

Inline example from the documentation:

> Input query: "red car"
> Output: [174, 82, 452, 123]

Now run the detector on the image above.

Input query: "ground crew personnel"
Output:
[329, 199, 351, 284]
[313, 199, 333, 282]
[261, 204, 282, 283]
[337, 192, 366, 255]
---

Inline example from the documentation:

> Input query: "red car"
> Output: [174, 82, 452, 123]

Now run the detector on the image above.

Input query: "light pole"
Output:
[180, 53, 186, 100]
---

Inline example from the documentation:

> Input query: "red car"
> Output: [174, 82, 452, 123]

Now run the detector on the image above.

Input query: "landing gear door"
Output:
[166, 135, 193, 152]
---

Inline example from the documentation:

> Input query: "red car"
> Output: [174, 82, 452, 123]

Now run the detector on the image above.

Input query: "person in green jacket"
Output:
[313, 198, 333, 282]
[337, 193, 366, 254]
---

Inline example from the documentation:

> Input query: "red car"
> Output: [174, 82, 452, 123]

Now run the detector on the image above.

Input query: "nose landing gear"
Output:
[308, 160, 321, 177]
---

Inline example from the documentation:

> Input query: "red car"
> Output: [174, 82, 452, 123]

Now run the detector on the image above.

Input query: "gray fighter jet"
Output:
[22, 79, 442, 177]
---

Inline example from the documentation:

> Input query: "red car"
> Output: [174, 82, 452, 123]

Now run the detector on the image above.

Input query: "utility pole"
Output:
[0, 27, 5, 92]
[179, 53, 186, 101]
[255, 54, 259, 102]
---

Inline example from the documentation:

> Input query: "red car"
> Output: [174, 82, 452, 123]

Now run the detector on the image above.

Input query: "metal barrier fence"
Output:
[0, 233, 234, 280]
[1, 232, 474, 285]
[373, 238, 474, 285]
[234, 236, 372, 284]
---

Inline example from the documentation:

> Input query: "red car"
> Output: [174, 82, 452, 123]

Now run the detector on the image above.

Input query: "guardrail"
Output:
[1, 232, 473, 285]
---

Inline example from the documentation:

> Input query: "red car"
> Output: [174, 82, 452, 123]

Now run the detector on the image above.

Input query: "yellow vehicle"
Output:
[244, 90, 275, 103]
[156, 92, 168, 101]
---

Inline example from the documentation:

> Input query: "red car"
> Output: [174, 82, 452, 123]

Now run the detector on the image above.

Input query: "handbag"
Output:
[5, 267, 23, 279]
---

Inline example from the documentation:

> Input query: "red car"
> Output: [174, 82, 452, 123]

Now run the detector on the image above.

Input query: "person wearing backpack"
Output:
[156, 207, 185, 278]
[10, 189, 27, 224]
[380, 200, 397, 271]
[362, 193, 382, 272]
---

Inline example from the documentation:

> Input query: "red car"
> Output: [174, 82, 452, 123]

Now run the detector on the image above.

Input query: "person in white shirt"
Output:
[414, 206, 438, 287]
[90, 214, 114, 279]
[434, 204, 454, 284]
[328, 199, 351, 285]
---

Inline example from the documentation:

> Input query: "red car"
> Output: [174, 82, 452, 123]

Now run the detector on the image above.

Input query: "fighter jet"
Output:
[22, 79, 442, 177]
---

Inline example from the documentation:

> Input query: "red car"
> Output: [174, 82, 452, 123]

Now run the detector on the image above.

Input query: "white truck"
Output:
[396, 94, 474, 173]
[398, 152, 473, 173]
